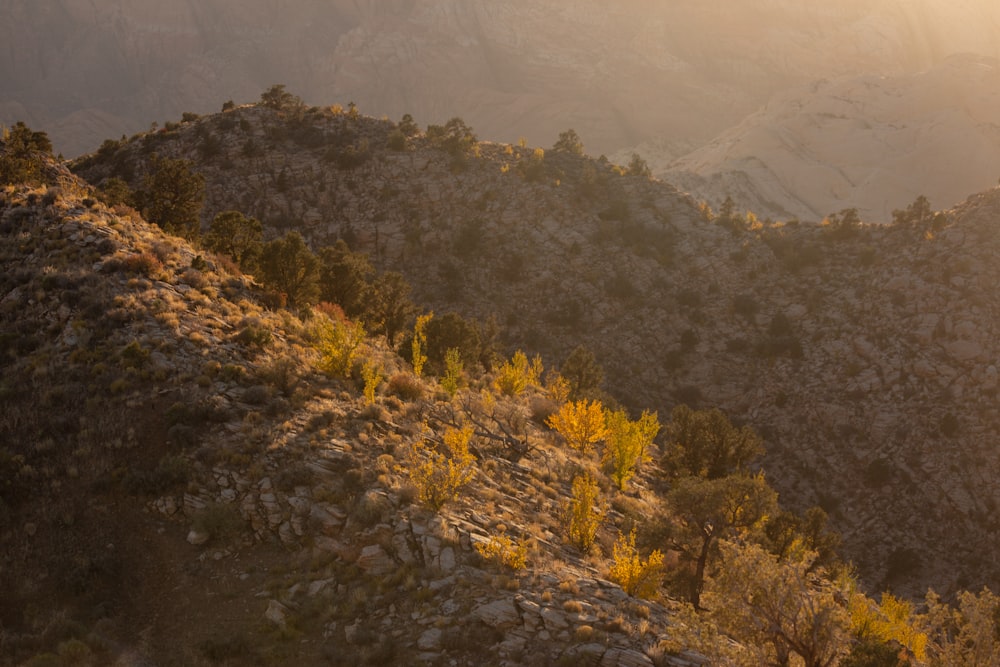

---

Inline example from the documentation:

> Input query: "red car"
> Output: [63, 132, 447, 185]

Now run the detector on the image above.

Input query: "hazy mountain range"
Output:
[4, 0, 1000, 219]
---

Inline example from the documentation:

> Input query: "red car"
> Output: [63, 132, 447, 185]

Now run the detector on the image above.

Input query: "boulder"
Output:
[474, 598, 520, 629]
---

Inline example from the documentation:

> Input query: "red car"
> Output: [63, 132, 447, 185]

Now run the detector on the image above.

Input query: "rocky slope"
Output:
[662, 54, 1000, 223]
[6, 0, 1000, 159]
[2, 154, 718, 665]
[72, 102, 1000, 598]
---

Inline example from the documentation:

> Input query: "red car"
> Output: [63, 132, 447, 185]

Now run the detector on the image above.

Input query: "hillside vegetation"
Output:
[71, 93, 1000, 600]
[3, 98, 1000, 665]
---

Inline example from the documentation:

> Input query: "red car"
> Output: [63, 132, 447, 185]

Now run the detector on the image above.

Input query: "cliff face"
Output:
[662, 55, 1000, 223]
[5, 0, 1000, 158]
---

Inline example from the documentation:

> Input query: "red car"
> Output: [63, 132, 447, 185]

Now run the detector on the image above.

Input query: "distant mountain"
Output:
[661, 55, 1000, 222]
[4, 0, 1000, 158]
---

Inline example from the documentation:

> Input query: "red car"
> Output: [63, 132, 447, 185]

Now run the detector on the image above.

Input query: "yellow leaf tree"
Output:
[602, 409, 660, 490]
[313, 312, 366, 378]
[411, 312, 432, 377]
[547, 399, 608, 454]
[407, 424, 477, 511]
[494, 350, 543, 396]
[565, 473, 602, 551]
[608, 529, 665, 599]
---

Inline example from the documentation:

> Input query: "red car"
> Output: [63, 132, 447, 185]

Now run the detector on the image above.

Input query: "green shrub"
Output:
[235, 322, 272, 349]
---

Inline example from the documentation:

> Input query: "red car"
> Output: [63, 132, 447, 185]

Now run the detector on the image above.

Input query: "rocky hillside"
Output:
[2, 150, 725, 665]
[661, 54, 1000, 222]
[6, 0, 1000, 158]
[71, 100, 1000, 600]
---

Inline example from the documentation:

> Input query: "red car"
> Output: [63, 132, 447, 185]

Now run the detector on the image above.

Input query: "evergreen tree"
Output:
[259, 231, 321, 307]
[668, 473, 778, 608]
[552, 128, 584, 155]
[662, 405, 764, 479]
[0, 121, 53, 185]
[317, 240, 374, 317]
[560, 345, 604, 400]
[259, 84, 303, 111]
[203, 210, 263, 272]
[139, 155, 205, 241]
[365, 271, 415, 344]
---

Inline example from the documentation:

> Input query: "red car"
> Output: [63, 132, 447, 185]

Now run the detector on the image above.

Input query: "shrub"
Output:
[546, 399, 607, 454]
[565, 473, 602, 551]
[386, 130, 407, 151]
[313, 313, 366, 378]
[475, 530, 528, 571]
[940, 413, 959, 437]
[733, 293, 759, 320]
[116, 252, 163, 277]
[192, 503, 244, 543]
[404, 425, 476, 511]
[124, 454, 189, 495]
[494, 350, 542, 396]
[608, 529, 665, 599]
[257, 357, 300, 396]
[119, 340, 149, 369]
[386, 372, 424, 401]
[235, 322, 272, 349]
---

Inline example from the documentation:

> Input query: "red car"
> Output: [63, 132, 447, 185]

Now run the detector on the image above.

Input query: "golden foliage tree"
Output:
[848, 592, 926, 663]
[494, 350, 543, 396]
[608, 529, 665, 599]
[547, 399, 608, 454]
[411, 312, 432, 377]
[565, 473, 602, 552]
[313, 312, 366, 378]
[361, 360, 382, 405]
[602, 409, 660, 490]
[441, 347, 463, 397]
[407, 425, 477, 511]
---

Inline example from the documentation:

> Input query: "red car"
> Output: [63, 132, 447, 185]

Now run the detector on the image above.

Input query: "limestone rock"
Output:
[186, 528, 210, 546]
[357, 544, 395, 576]
[474, 598, 520, 629]
[601, 648, 655, 667]
[418, 628, 442, 651]
[264, 600, 289, 629]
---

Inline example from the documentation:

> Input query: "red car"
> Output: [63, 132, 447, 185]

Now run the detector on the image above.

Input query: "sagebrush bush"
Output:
[386, 372, 424, 401]
[192, 503, 244, 543]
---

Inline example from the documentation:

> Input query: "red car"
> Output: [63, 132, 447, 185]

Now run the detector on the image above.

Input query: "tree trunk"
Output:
[691, 528, 713, 609]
